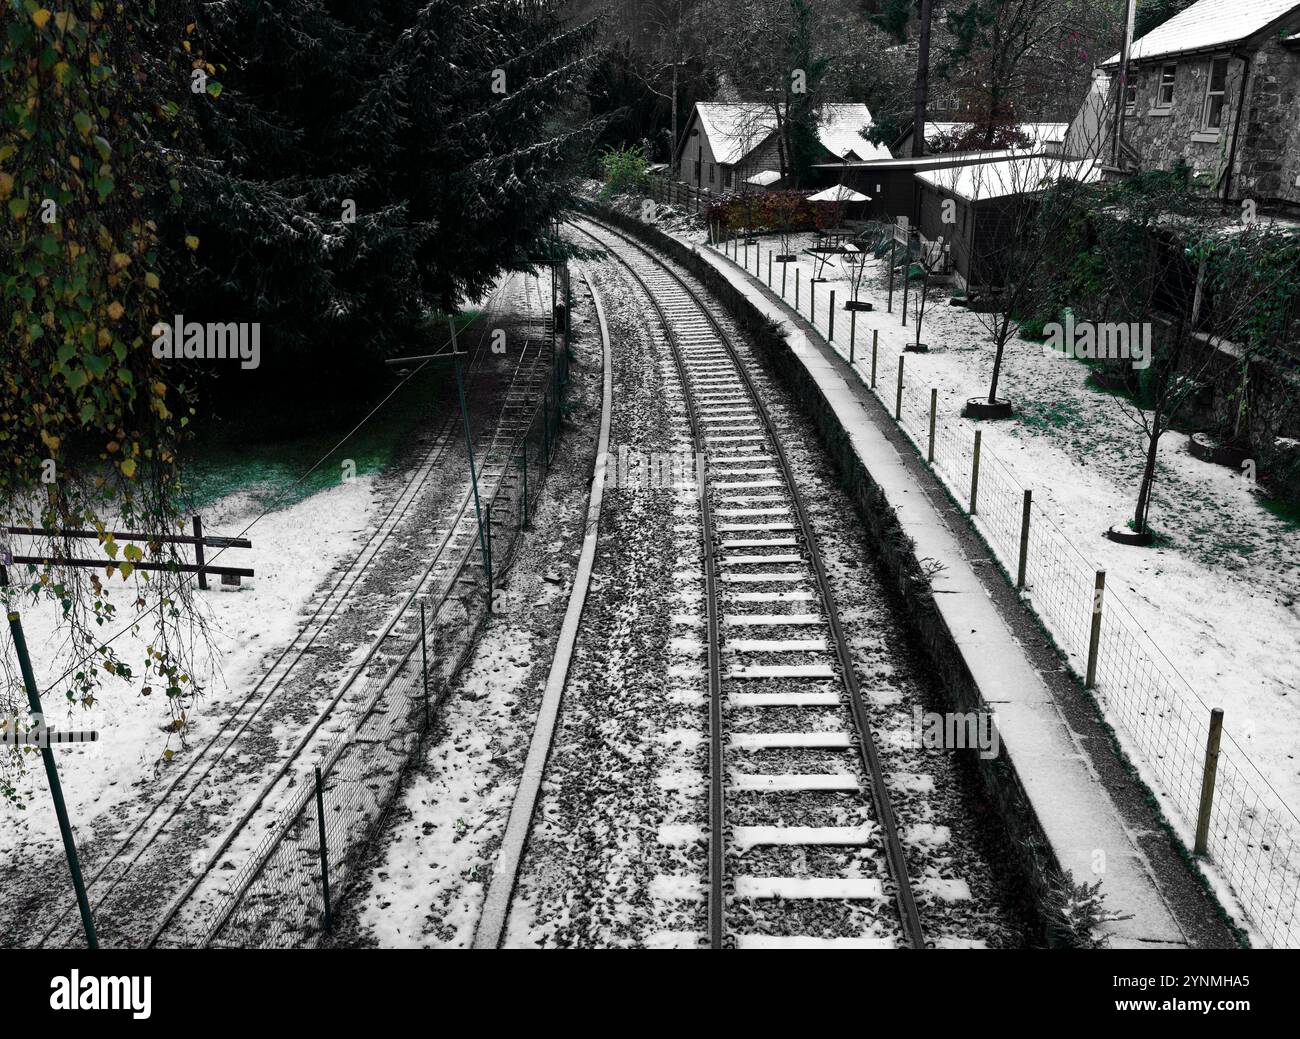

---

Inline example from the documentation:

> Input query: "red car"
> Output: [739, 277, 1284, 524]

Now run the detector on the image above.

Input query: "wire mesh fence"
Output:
[706, 232, 1300, 947]
[191, 292, 574, 948]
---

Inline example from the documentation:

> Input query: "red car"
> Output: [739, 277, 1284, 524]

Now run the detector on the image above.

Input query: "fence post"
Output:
[969, 431, 982, 514]
[850, 310, 857, 363]
[871, 330, 878, 389]
[887, 237, 896, 312]
[521, 445, 529, 528]
[7, 611, 97, 949]
[543, 392, 550, 466]
[1194, 708, 1225, 856]
[828, 291, 835, 340]
[420, 600, 430, 734]
[795, 267, 800, 311]
[193, 515, 207, 591]
[1017, 490, 1032, 590]
[485, 499, 493, 607]
[1085, 571, 1106, 689]
[928, 389, 937, 464]
[895, 355, 904, 421]
[315, 765, 333, 935]
[767, 251, 772, 288]
[782, 257, 788, 297]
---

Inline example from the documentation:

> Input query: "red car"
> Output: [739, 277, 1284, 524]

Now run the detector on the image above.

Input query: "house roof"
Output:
[814, 146, 1038, 172]
[1100, 0, 1300, 66]
[915, 155, 1101, 203]
[902, 121, 1068, 148]
[685, 102, 891, 166]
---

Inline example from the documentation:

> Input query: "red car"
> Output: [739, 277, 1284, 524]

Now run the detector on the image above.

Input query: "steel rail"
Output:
[570, 215, 926, 950]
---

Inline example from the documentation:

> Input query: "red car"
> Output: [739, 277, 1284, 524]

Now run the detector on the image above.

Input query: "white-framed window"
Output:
[1203, 57, 1229, 129]
[1157, 63, 1177, 107]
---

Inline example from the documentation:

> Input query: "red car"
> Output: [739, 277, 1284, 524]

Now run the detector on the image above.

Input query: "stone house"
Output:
[1099, 0, 1300, 212]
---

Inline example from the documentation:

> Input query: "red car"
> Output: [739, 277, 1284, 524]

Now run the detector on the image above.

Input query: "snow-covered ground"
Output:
[703, 228, 1300, 823]
[0, 477, 379, 862]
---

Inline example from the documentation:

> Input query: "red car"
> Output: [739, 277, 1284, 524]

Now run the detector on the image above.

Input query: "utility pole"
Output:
[1110, 0, 1138, 169]
[912, 0, 934, 158]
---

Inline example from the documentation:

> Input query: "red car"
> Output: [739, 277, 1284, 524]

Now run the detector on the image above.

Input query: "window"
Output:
[1157, 63, 1177, 107]
[1124, 80, 1138, 115]
[1203, 57, 1229, 129]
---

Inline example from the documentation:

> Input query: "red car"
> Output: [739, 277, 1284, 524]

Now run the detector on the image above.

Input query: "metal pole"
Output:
[193, 516, 207, 591]
[485, 499, 493, 606]
[829, 291, 836, 340]
[315, 765, 332, 935]
[782, 257, 788, 297]
[928, 388, 937, 463]
[811, 278, 816, 323]
[795, 267, 800, 311]
[543, 392, 550, 466]
[871, 330, 878, 388]
[850, 310, 857, 362]
[450, 318, 490, 581]
[895, 355, 904, 420]
[1194, 708, 1225, 855]
[767, 251, 772, 288]
[970, 430, 982, 514]
[7, 612, 97, 948]
[1085, 571, 1106, 689]
[1017, 490, 1032, 590]
[521, 445, 529, 528]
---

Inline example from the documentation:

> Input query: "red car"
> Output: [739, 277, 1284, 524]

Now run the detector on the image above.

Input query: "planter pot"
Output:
[904, 343, 930, 353]
[1105, 525, 1155, 547]
[961, 397, 1013, 420]
[1188, 433, 1252, 470]
[844, 300, 874, 312]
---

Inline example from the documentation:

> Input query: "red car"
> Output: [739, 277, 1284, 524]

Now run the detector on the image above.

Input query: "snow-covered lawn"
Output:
[703, 228, 1300, 817]
[0, 477, 378, 863]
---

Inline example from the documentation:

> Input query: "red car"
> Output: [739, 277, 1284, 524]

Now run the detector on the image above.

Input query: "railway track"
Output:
[569, 215, 925, 949]
[34, 272, 551, 949]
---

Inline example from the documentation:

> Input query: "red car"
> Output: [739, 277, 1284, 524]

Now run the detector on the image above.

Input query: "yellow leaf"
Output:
[144, 271, 160, 289]
[0, 172, 12, 200]
[39, 429, 60, 452]
[162, 748, 174, 762]
[184, 234, 199, 250]
[111, 251, 131, 270]
[120, 457, 137, 478]
[118, 561, 133, 580]
[31, 9, 51, 30]
[152, 381, 166, 396]
[54, 12, 75, 32]
[106, 301, 124, 321]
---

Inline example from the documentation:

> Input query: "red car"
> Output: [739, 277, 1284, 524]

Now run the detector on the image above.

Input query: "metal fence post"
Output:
[895, 355, 904, 421]
[928, 389, 937, 464]
[829, 291, 836, 340]
[782, 257, 788, 297]
[193, 515, 207, 591]
[767, 251, 772, 288]
[485, 499, 493, 605]
[871, 330, 878, 389]
[810, 278, 816, 323]
[795, 267, 800, 310]
[1194, 708, 1225, 856]
[420, 601, 430, 733]
[970, 431, 982, 514]
[887, 237, 896, 313]
[7, 611, 97, 949]
[521, 445, 529, 528]
[315, 765, 332, 935]
[543, 392, 550, 466]
[850, 310, 857, 363]
[1086, 571, 1106, 689]
[1017, 490, 1032, 590]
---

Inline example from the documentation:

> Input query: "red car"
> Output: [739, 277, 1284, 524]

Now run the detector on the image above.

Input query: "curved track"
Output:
[35, 272, 549, 948]
[569, 215, 925, 949]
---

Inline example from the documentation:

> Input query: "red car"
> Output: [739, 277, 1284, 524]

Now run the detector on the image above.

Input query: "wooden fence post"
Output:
[1017, 490, 1032, 590]
[969, 431, 982, 514]
[871, 330, 878, 389]
[850, 310, 857, 362]
[1194, 708, 1225, 855]
[829, 291, 835, 340]
[895, 355, 904, 421]
[193, 515, 207, 591]
[1086, 571, 1106, 689]
[928, 389, 937, 463]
